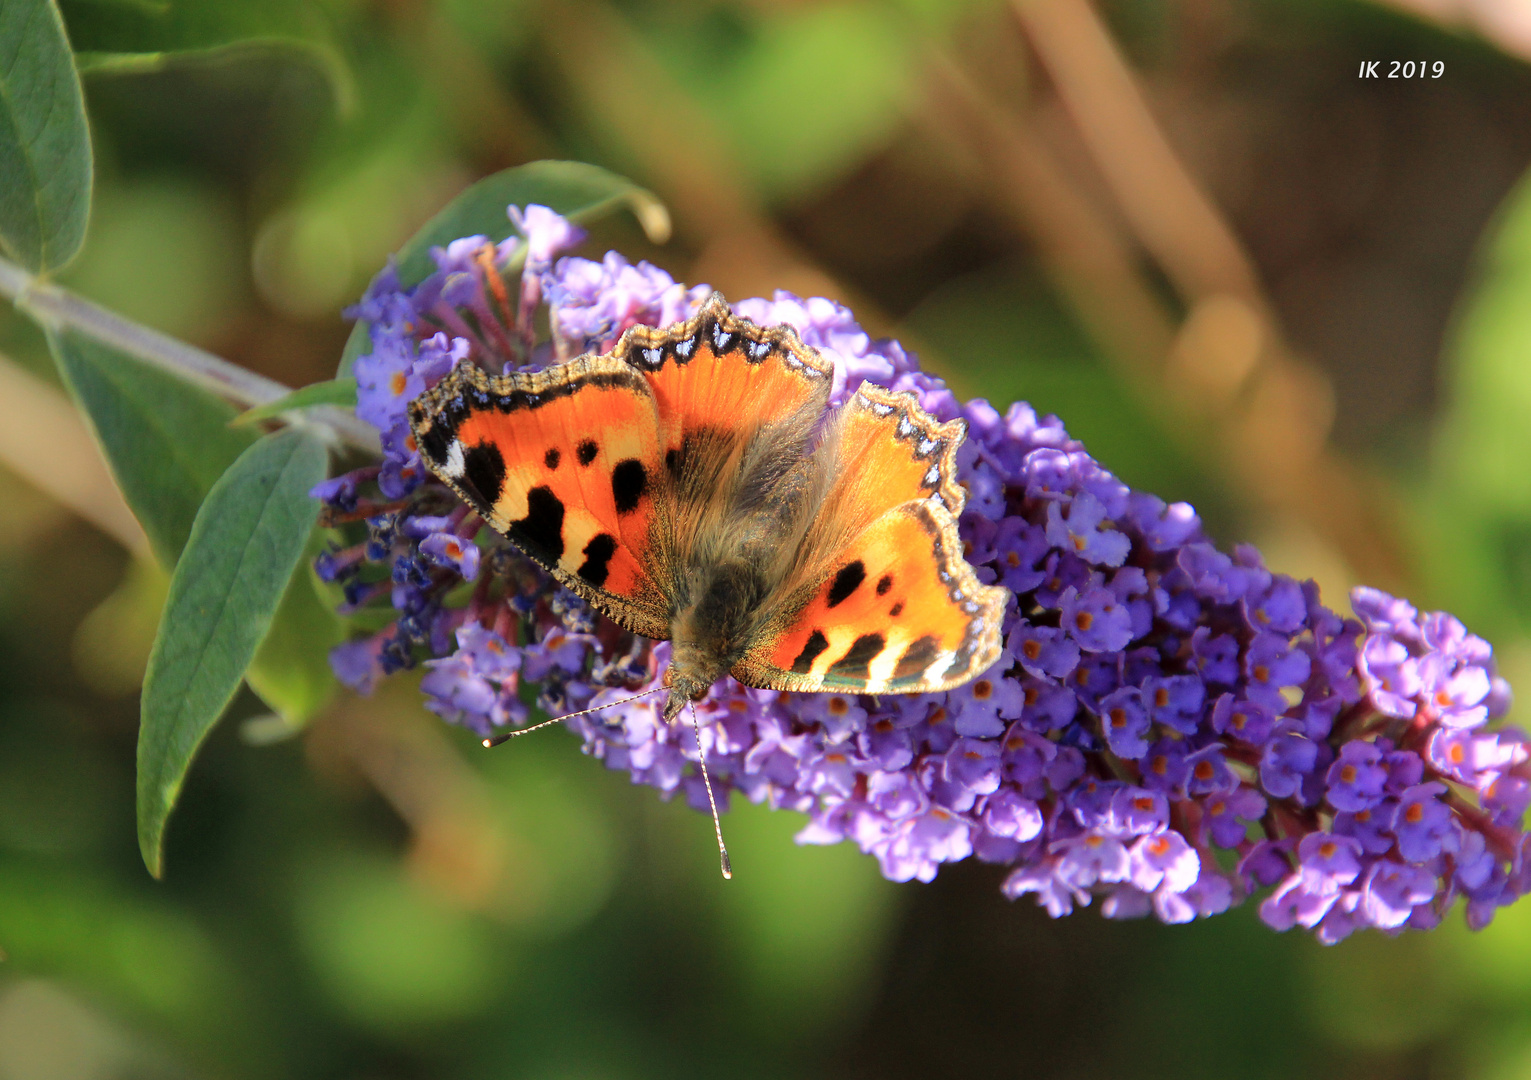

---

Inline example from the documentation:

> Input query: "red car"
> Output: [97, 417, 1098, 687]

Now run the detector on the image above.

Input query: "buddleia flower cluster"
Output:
[312, 203, 1527, 942]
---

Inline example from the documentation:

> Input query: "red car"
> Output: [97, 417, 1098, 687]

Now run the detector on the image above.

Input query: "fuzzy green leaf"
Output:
[244, 550, 344, 731]
[232, 376, 356, 427]
[137, 426, 327, 877]
[0, 0, 92, 271]
[59, 0, 353, 111]
[47, 327, 257, 567]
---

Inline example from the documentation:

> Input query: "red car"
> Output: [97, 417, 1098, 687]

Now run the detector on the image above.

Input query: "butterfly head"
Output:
[661, 560, 770, 722]
[661, 665, 716, 724]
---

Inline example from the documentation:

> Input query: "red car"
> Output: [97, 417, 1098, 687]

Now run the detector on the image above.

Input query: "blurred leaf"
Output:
[46, 327, 257, 568]
[59, 0, 354, 111]
[0, 0, 92, 271]
[59, 177, 245, 342]
[479, 746, 619, 936]
[72, 554, 169, 697]
[138, 426, 327, 877]
[338, 160, 670, 376]
[712, 3, 912, 200]
[293, 850, 501, 1031]
[0, 858, 235, 1034]
[244, 554, 344, 731]
[233, 376, 356, 426]
[391, 161, 669, 288]
[1427, 165, 1531, 636]
[903, 270, 1221, 517]
[714, 801, 897, 1034]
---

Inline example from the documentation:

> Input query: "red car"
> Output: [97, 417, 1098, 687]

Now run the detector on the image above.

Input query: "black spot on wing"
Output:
[462, 442, 506, 506]
[664, 447, 681, 477]
[791, 630, 830, 674]
[829, 634, 886, 681]
[417, 422, 455, 469]
[544, 447, 561, 470]
[826, 561, 866, 608]
[876, 574, 893, 596]
[577, 533, 617, 587]
[510, 485, 565, 562]
[611, 459, 648, 515]
[893, 635, 941, 680]
[889, 601, 904, 617]
[577, 440, 598, 466]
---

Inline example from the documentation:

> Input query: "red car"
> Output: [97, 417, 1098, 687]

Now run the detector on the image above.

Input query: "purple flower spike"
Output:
[316, 205, 1526, 941]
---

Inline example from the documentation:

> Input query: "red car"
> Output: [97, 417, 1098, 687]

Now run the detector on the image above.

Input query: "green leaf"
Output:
[47, 327, 257, 567]
[1427, 166, 1531, 638]
[0, 0, 93, 271]
[233, 376, 356, 427]
[338, 161, 670, 376]
[58, 0, 354, 111]
[137, 426, 327, 877]
[710, 4, 912, 200]
[244, 550, 343, 732]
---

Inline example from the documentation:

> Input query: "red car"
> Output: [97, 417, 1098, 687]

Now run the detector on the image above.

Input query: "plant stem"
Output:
[0, 255, 379, 453]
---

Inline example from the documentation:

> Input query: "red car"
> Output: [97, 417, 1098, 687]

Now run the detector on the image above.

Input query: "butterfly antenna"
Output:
[690, 700, 733, 880]
[481, 686, 665, 748]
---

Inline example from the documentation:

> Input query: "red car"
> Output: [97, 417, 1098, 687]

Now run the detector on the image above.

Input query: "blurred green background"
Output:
[6, 0, 1531, 1076]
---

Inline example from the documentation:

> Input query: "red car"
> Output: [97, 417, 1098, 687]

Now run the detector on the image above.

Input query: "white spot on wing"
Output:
[676, 336, 696, 358]
[442, 439, 467, 479]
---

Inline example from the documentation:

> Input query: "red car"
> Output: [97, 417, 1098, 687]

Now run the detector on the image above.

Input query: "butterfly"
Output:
[408, 291, 1009, 728]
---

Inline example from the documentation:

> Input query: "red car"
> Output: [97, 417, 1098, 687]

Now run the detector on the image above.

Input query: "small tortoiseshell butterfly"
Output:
[408, 292, 1008, 727]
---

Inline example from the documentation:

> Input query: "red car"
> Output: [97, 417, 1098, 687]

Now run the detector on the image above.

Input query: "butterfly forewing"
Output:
[409, 355, 672, 638]
[621, 293, 834, 475]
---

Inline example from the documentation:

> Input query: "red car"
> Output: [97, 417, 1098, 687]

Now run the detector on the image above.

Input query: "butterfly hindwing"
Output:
[733, 387, 1007, 695]
[409, 354, 672, 638]
[826, 383, 968, 524]
[736, 498, 1006, 693]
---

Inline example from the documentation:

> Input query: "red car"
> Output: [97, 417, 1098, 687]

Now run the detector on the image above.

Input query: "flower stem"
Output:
[0, 254, 379, 453]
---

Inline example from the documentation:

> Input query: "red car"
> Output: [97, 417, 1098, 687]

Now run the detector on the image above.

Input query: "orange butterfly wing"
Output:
[615, 293, 833, 459]
[409, 355, 671, 637]
[408, 293, 834, 641]
[733, 387, 1008, 694]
